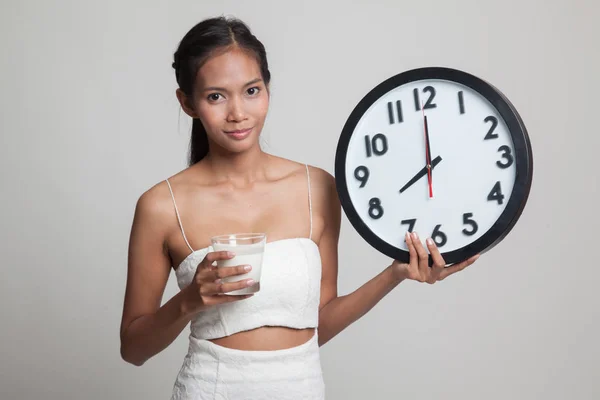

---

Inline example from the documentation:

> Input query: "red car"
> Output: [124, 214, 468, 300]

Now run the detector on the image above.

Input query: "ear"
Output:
[175, 88, 198, 118]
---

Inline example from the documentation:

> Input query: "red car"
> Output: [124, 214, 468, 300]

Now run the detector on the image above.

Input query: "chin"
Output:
[229, 143, 258, 154]
[219, 137, 260, 155]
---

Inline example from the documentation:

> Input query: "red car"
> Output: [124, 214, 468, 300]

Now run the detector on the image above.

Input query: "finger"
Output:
[439, 254, 480, 280]
[405, 232, 419, 268]
[425, 237, 446, 273]
[219, 278, 257, 294]
[196, 265, 217, 282]
[200, 251, 235, 268]
[201, 278, 255, 296]
[209, 264, 252, 281]
[410, 232, 430, 272]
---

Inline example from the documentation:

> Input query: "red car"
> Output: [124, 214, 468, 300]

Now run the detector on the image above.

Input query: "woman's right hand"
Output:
[183, 250, 255, 314]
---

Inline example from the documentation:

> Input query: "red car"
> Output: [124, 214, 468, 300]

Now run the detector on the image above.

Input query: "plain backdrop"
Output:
[1, 0, 599, 399]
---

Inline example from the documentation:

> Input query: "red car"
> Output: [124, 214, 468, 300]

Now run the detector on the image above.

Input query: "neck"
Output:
[204, 145, 270, 187]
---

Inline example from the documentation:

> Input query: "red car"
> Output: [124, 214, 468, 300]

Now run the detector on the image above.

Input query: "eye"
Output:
[207, 93, 222, 102]
[247, 87, 260, 96]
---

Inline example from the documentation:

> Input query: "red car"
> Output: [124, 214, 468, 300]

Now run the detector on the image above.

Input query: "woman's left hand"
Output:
[390, 231, 480, 284]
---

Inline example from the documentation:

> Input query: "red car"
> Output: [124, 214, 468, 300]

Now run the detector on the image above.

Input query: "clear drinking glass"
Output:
[210, 233, 266, 295]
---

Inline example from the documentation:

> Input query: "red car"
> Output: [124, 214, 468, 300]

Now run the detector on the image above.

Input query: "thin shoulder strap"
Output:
[305, 164, 313, 240]
[165, 179, 194, 253]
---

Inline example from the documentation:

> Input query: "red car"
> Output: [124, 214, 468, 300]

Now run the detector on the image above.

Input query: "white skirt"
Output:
[171, 330, 325, 399]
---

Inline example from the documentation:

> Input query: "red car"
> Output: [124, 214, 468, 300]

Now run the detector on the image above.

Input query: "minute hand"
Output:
[399, 155, 443, 194]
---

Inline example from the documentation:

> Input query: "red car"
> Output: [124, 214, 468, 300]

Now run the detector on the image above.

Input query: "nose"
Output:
[226, 96, 247, 122]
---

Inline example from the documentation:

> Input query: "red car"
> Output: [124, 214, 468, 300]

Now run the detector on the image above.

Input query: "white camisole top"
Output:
[165, 164, 322, 340]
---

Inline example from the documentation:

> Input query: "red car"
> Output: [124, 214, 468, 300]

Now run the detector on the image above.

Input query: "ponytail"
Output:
[189, 118, 209, 166]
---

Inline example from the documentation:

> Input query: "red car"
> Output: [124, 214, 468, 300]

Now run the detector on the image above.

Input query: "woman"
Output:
[119, 16, 480, 399]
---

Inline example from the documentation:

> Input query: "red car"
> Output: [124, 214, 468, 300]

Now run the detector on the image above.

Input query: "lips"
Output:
[225, 127, 252, 134]
[224, 127, 253, 139]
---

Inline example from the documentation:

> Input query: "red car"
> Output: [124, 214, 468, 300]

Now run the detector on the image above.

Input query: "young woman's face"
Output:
[189, 46, 270, 155]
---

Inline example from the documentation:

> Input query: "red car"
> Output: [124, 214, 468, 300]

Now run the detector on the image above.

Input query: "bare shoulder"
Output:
[301, 162, 341, 233]
[310, 165, 340, 210]
[137, 180, 171, 214]
[132, 178, 178, 241]
[135, 163, 203, 217]
[306, 164, 336, 192]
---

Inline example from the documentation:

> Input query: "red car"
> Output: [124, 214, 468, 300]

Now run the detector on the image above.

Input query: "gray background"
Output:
[1, 0, 598, 399]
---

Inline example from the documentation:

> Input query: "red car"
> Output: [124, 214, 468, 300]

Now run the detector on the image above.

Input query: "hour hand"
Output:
[399, 155, 442, 194]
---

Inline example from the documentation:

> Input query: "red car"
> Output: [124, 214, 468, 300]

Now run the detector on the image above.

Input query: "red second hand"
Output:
[422, 102, 433, 198]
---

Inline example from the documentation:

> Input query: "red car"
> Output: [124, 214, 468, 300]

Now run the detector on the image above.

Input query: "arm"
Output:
[318, 271, 403, 347]
[316, 170, 404, 347]
[119, 184, 196, 366]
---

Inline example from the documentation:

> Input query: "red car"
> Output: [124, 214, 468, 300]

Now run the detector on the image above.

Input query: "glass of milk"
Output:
[210, 233, 266, 295]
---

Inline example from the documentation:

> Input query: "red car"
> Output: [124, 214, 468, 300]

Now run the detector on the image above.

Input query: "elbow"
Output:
[120, 342, 146, 367]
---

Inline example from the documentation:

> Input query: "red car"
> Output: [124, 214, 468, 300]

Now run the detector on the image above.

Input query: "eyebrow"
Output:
[202, 78, 263, 92]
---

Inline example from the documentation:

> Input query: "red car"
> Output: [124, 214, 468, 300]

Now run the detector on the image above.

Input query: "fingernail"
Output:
[215, 278, 222, 284]
[246, 279, 255, 286]
[426, 238, 434, 246]
[228, 251, 235, 257]
[412, 232, 419, 240]
[244, 265, 252, 271]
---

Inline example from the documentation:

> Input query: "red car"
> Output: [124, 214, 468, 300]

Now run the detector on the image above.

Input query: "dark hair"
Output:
[172, 16, 272, 166]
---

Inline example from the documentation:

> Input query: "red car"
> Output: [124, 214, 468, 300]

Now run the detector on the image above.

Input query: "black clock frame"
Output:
[334, 67, 533, 265]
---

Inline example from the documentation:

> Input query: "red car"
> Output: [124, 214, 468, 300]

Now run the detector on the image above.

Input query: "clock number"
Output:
[487, 181, 505, 205]
[484, 116, 499, 140]
[413, 86, 437, 111]
[354, 166, 370, 188]
[368, 197, 384, 219]
[387, 100, 403, 124]
[401, 218, 416, 233]
[458, 91, 465, 114]
[431, 224, 447, 247]
[462, 212, 479, 236]
[497, 145, 514, 169]
[364, 134, 388, 158]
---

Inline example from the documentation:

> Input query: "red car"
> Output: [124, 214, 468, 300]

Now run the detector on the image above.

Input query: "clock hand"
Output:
[398, 155, 442, 194]
[424, 113, 433, 198]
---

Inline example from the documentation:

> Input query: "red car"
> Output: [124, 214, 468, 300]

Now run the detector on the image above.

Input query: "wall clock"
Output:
[334, 67, 533, 265]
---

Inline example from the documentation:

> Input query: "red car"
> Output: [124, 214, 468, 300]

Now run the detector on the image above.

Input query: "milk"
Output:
[212, 241, 265, 295]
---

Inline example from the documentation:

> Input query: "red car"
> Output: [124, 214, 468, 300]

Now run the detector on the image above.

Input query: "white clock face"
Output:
[344, 79, 517, 253]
